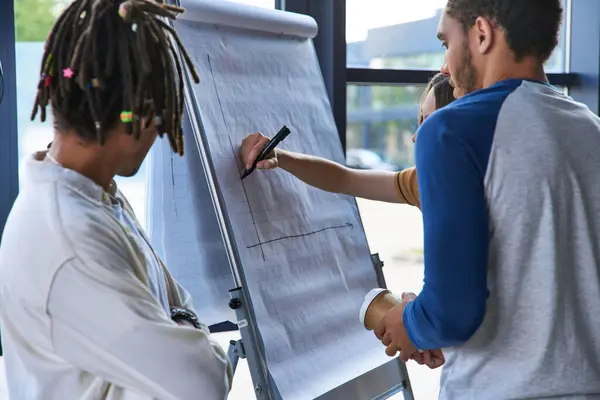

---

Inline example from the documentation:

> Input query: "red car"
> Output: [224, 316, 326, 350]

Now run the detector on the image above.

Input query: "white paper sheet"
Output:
[174, 13, 391, 399]
[178, 0, 318, 39]
[146, 114, 235, 325]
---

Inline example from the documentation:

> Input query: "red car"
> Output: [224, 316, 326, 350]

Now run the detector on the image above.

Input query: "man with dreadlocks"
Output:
[0, 1, 232, 399]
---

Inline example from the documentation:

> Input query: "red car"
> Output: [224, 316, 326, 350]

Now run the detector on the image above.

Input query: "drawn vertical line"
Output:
[207, 54, 265, 261]
[170, 152, 178, 217]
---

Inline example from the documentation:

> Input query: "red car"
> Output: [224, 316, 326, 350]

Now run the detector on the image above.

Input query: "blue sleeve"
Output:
[402, 107, 493, 350]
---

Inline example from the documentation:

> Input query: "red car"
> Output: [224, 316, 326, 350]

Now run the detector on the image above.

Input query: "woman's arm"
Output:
[278, 150, 421, 205]
[240, 132, 420, 207]
[395, 166, 420, 208]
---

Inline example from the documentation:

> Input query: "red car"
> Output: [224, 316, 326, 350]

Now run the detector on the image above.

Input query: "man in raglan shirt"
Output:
[375, 1, 600, 399]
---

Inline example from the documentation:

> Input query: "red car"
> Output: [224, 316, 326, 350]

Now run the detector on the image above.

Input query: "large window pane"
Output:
[15, 0, 61, 184]
[347, 84, 422, 169]
[347, 83, 439, 398]
[347, 0, 569, 73]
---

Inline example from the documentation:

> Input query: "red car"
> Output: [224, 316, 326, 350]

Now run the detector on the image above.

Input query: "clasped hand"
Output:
[374, 292, 445, 369]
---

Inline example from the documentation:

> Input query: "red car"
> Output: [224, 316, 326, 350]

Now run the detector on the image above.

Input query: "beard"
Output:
[451, 38, 478, 96]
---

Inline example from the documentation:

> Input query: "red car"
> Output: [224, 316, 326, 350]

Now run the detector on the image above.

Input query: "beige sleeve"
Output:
[395, 167, 421, 209]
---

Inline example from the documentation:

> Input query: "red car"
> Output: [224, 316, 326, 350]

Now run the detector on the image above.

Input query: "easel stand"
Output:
[170, 2, 413, 394]
[226, 287, 281, 399]
[225, 254, 414, 400]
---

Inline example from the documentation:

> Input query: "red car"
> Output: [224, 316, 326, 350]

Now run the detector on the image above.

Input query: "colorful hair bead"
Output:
[120, 111, 134, 123]
[118, 3, 128, 19]
[63, 68, 74, 79]
[43, 54, 54, 71]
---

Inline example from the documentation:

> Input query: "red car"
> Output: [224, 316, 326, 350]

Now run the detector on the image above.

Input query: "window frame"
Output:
[0, 0, 19, 241]
[347, 68, 581, 87]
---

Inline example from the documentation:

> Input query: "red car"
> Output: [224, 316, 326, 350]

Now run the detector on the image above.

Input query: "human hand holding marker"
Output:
[240, 126, 290, 179]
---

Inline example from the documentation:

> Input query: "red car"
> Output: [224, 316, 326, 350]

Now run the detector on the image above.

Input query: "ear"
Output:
[473, 16, 494, 55]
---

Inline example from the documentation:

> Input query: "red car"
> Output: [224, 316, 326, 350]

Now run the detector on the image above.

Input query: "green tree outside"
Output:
[15, 0, 60, 42]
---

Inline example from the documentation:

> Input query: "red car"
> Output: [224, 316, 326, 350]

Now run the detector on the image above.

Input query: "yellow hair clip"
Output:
[118, 3, 128, 19]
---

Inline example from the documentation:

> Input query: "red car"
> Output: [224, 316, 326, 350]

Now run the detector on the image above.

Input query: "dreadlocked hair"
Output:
[31, 0, 200, 156]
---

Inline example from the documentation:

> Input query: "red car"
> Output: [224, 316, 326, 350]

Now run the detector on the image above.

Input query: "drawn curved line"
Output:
[246, 223, 354, 249]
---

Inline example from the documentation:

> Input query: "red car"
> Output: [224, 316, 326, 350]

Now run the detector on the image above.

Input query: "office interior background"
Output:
[0, 0, 599, 398]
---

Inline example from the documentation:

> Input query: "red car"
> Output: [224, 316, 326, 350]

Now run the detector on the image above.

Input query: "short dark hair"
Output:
[419, 73, 455, 125]
[31, 0, 199, 155]
[446, 0, 563, 63]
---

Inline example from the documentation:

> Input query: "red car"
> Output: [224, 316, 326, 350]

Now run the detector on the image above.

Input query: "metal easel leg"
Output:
[371, 253, 415, 400]
[228, 287, 276, 399]
[398, 360, 414, 400]
[371, 253, 386, 288]
[227, 339, 245, 374]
